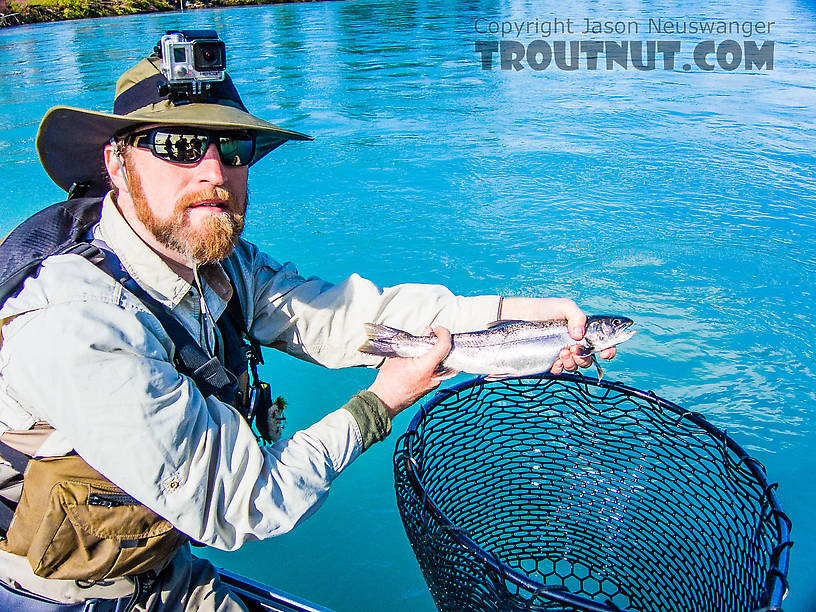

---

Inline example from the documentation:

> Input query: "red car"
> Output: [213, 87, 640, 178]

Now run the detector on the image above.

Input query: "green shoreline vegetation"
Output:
[0, 0, 320, 27]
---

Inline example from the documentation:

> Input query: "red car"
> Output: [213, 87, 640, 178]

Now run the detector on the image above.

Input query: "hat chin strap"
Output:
[110, 138, 131, 193]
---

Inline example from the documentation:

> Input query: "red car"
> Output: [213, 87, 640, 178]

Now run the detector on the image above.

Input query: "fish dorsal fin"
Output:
[485, 319, 527, 329]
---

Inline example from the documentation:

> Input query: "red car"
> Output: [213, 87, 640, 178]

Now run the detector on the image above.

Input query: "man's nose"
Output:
[196, 143, 226, 183]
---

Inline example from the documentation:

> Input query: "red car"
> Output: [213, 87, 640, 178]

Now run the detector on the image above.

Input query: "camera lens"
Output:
[193, 40, 226, 71]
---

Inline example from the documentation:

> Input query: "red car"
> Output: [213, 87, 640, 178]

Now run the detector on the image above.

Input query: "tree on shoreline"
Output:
[1, 0, 319, 26]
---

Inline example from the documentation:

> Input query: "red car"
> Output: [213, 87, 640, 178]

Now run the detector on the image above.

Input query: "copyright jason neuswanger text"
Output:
[473, 17, 776, 71]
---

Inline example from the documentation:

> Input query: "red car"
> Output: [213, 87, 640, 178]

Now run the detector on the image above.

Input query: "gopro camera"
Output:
[157, 29, 226, 94]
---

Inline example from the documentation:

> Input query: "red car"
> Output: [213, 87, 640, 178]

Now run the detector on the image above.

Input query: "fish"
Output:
[358, 315, 635, 381]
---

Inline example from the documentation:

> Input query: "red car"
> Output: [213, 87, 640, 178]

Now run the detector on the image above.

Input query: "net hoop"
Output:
[394, 373, 792, 612]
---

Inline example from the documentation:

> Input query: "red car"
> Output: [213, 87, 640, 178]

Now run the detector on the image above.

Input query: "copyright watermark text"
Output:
[473, 17, 776, 71]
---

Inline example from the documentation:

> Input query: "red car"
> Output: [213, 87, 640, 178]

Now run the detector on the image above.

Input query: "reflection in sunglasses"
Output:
[129, 129, 255, 166]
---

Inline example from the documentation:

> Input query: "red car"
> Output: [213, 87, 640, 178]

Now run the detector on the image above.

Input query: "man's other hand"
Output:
[367, 326, 455, 419]
[499, 297, 617, 374]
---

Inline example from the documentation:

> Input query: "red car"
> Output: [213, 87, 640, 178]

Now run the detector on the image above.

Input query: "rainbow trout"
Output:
[359, 316, 635, 380]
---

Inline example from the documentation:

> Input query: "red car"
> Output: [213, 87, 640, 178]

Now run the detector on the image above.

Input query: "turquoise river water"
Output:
[1, 0, 815, 609]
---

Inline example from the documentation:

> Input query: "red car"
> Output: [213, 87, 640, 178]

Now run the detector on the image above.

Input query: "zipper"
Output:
[87, 492, 139, 508]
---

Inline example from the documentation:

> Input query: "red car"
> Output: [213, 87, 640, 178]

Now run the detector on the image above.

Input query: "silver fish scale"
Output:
[385, 321, 584, 376]
[450, 320, 573, 347]
[445, 328, 578, 376]
[360, 316, 634, 378]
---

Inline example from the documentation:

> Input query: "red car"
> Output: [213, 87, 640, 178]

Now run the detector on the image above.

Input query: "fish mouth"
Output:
[592, 328, 635, 353]
[592, 324, 636, 351]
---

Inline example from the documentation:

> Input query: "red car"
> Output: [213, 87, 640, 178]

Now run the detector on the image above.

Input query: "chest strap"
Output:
[89, 239, 237, 405]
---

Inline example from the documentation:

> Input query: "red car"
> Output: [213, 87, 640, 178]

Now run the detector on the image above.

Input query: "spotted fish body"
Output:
[359, 316, 635, 379]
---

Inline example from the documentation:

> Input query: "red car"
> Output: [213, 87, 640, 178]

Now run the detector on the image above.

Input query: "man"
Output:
[0, 48, 614, 611]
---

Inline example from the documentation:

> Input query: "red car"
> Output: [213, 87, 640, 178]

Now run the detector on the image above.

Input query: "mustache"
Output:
[175, 187, 243, 214]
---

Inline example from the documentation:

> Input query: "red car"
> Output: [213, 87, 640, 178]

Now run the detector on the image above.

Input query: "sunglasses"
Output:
[125, 128, 256, 167]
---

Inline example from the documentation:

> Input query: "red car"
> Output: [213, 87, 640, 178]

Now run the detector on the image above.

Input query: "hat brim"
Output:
[37, 104, 312, 195]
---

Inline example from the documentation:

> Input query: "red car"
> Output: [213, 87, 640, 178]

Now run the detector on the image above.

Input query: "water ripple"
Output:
[1, 1, 815, 608]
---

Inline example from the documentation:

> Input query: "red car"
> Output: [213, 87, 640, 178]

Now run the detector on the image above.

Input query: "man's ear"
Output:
[103, 142, 130, 194]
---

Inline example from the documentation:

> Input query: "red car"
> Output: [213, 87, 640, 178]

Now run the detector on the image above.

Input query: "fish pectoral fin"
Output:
[432, 364, 458, 380]
[592, 354, 604, 382]
[485, 319, 527, 329]
[483, 373, 516, 381]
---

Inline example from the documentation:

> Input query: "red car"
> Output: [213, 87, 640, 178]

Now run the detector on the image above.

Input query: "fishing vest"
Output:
[0, 197, 282, 582]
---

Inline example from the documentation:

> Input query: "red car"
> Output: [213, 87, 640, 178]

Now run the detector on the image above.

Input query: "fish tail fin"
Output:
[358, 323, 411, 357]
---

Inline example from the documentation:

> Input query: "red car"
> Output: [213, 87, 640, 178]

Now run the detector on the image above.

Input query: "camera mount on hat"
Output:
[155, 29, 226, 99]
[37, 31, 312, 197]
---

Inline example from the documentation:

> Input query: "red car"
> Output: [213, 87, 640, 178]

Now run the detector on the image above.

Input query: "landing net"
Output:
[394, 374, 792, 612]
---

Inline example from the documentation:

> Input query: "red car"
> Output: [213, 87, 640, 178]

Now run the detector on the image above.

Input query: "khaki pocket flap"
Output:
[60, 482, 177, 540]
[1, 454, 186, 580]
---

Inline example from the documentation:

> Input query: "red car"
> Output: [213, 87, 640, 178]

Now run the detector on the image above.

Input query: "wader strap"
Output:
[0, 439, 31, 474]
[0, 579, 128, 611]
[224, 287, 263, 372]
[0, 439, 29, 531]
[0, 498, 15, 532]
[89, 240, 235, 403]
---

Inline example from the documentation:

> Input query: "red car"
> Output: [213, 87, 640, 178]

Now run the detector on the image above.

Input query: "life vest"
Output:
[0, 197, 282, 582]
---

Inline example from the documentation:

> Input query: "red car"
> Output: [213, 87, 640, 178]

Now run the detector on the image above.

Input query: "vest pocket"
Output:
[0, 454, 187, 580]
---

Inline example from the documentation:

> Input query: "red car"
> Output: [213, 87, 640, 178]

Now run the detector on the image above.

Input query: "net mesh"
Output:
[394, 375, 792, 612]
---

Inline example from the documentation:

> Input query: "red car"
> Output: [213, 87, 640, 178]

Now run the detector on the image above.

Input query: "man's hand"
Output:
[367, 326, 454, 419]
[499, 297, 617, 374]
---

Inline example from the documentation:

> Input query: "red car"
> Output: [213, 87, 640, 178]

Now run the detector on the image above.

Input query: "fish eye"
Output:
[613, 318, 621, 325]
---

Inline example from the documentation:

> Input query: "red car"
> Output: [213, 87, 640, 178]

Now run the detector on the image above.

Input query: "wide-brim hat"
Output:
[37, 56, 312, 195]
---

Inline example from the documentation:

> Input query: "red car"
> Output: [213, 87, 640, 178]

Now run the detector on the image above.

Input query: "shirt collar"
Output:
[97, 192, 233, 309]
